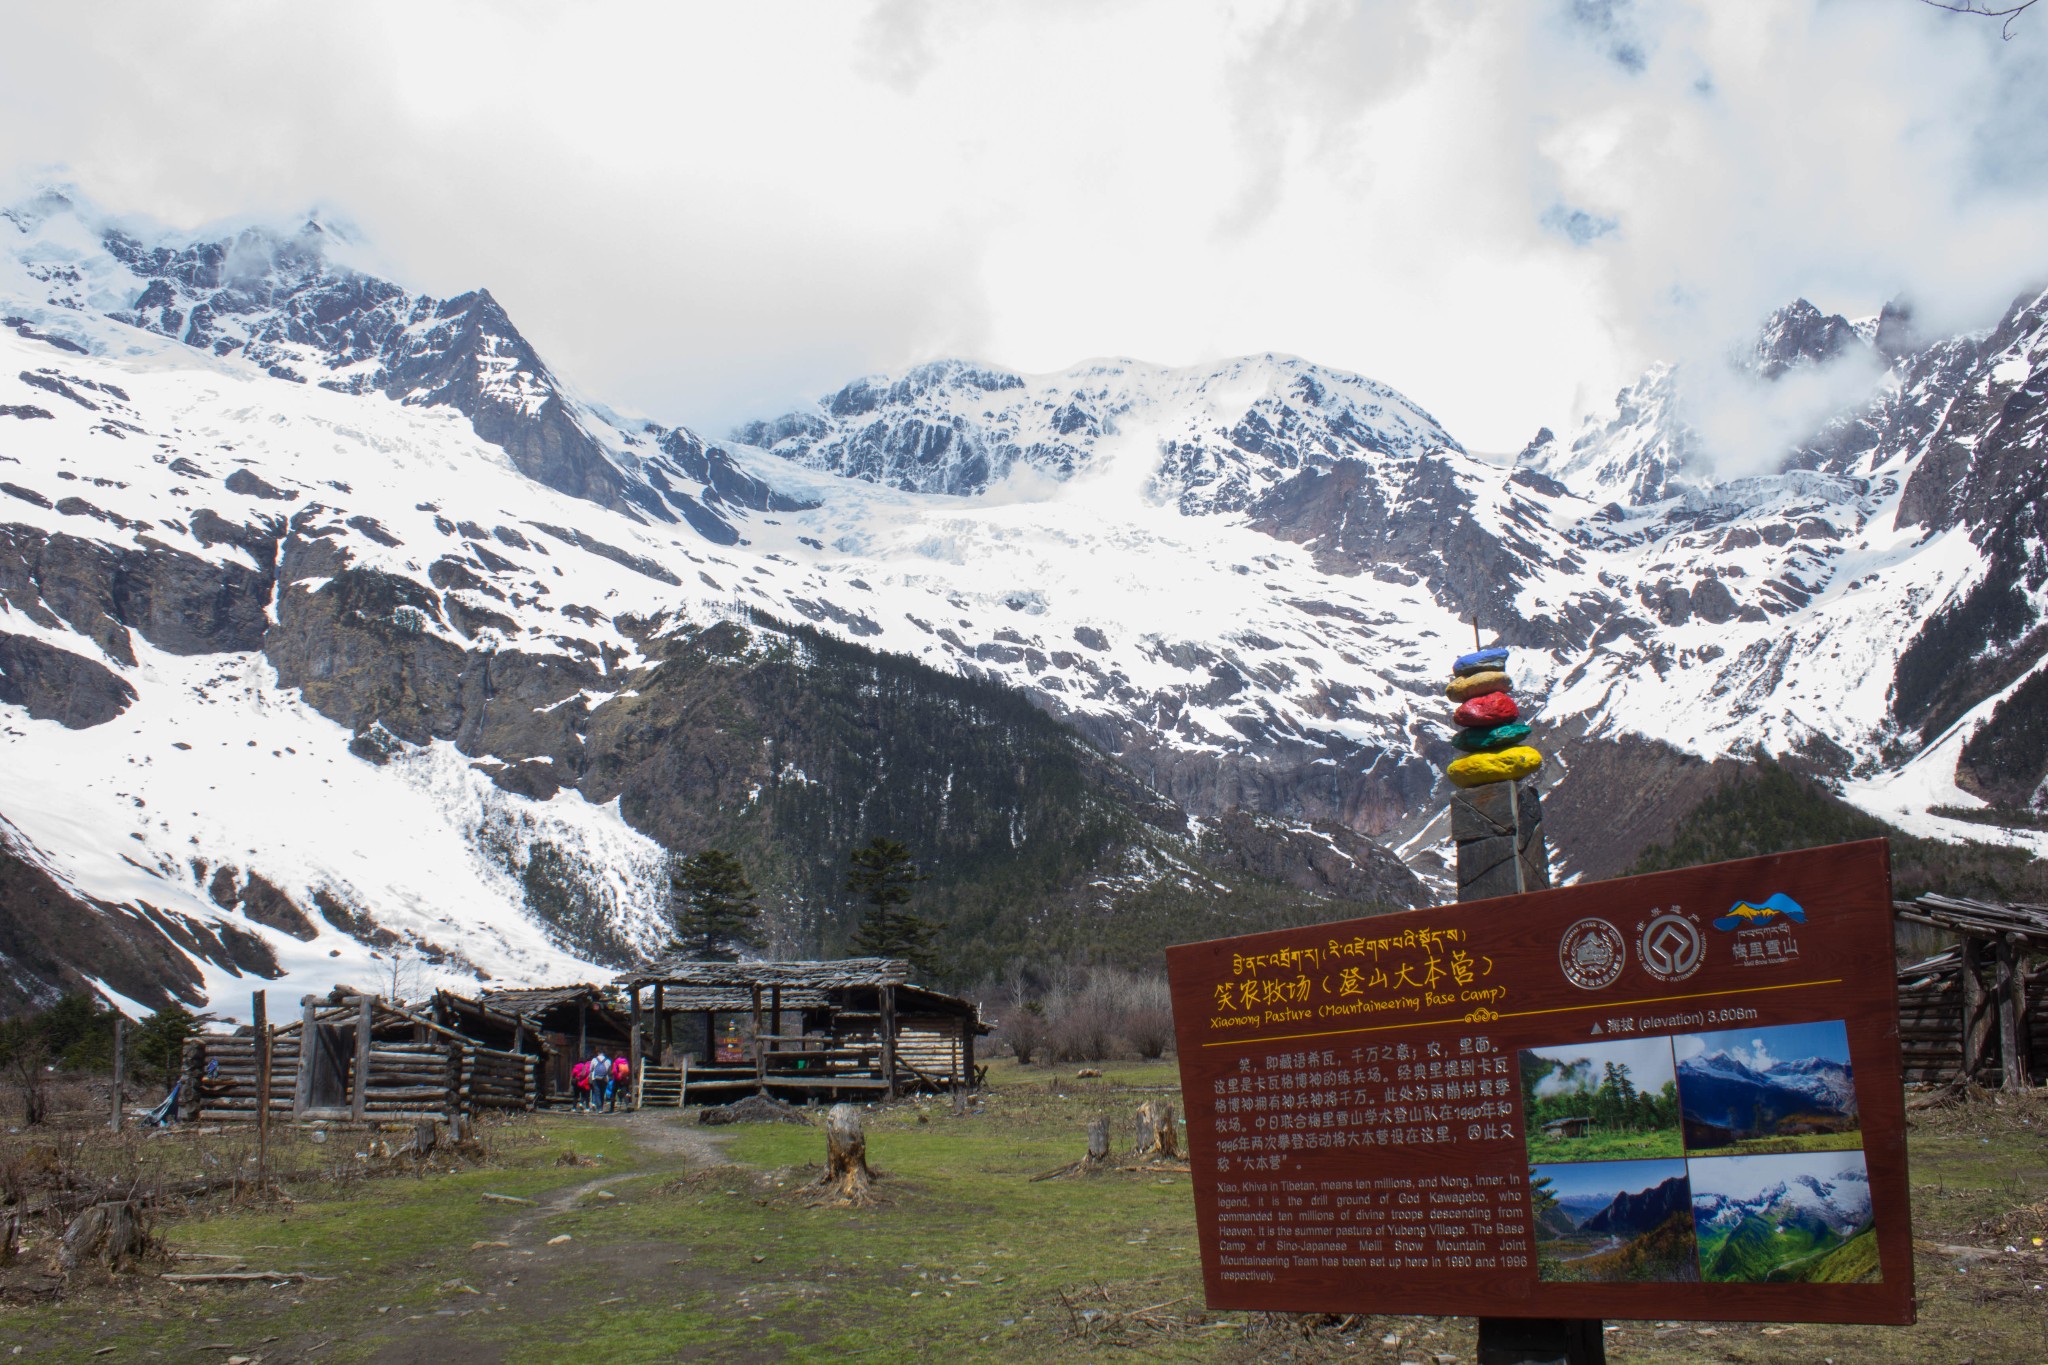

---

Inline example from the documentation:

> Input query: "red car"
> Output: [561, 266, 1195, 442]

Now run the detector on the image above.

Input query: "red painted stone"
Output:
[1454, 692, 1520, 727]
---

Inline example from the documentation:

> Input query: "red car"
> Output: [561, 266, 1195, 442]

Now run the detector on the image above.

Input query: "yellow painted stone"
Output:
[1446, 745, 1543, 788]
[1445, 670, 1511, 703]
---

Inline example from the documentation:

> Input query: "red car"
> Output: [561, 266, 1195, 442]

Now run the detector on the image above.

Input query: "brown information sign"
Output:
[1165, 839, 1913, 1324]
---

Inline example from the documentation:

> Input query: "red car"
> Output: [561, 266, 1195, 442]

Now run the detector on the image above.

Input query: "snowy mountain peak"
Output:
[735, 352, 1461, 509]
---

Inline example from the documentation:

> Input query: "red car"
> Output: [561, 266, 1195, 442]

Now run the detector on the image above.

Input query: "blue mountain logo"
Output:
[1714, 893, 1808, 932]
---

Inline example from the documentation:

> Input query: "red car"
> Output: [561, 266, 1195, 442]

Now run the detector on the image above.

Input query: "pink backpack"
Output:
[612, 1057, 630, 1082]
[572, 1061, 589, 1088]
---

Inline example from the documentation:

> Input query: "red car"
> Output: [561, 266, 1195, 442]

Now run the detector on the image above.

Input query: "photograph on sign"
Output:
[1520, 1036, 1682, 1164]
[1689, 1150, 1879, 1284]
[1672, 1019, 1860, 1156]
[1531, 1157, 1696, 1283]
[1164, 839, 1913, 1325]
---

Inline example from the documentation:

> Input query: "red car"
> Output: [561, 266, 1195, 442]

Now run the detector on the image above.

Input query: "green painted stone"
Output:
[1451, 722, 1531, 753]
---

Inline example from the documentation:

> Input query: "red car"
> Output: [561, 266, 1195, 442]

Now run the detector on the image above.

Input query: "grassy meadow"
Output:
[0, 1063, 2045, 1362]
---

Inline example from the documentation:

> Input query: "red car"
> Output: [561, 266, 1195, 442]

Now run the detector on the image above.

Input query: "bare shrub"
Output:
[1048, 1000, 1116, 1063]
[1001, 1001, 1050, 1065]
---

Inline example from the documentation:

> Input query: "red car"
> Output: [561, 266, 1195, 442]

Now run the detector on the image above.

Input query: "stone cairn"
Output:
[1443, 644, 1552, 901]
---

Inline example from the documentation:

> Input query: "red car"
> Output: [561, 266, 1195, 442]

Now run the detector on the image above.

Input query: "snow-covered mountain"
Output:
[1677, 1050, 1857, 1135]
[6, 184, 2048, 1015]
[1693, 1167, 1874, 1241]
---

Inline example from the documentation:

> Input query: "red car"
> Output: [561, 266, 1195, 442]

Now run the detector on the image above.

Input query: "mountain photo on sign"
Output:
[1520, 1036, 1683, 1163]
[1673, 1020, 1859, 1156]
[1689, 1150, 1880, 1285]
[1531, 1157, 1700, 1284]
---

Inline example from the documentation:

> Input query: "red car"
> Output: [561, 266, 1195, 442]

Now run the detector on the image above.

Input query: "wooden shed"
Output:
[180, 992, 536, 1124]
[612, 956, 990, 1107]
[1542, 1116, 1593, 1140]
[1895, 893, 2047, 1090]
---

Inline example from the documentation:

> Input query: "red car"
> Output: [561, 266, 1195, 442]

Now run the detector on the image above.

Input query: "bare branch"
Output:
[1919, 0, 2041, 40]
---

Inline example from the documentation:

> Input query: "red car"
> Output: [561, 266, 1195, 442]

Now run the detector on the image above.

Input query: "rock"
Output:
[1450, 722, 1531, 753]
[1453, 692, 1520, 727]
[0, 632, 136, 728]
[1452, 646, 1508, 676]
[1446, 745, 1543, 788]
[697, 1094, 812, 1125]
[1445, 670, 1510, 703]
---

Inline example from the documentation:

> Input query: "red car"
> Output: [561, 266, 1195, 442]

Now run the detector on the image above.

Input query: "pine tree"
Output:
[667, 850, 762, 960]
[846, 837, 938, 974]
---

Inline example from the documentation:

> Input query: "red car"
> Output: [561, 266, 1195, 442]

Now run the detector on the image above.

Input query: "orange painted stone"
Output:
[1445, 670, 1510, 703]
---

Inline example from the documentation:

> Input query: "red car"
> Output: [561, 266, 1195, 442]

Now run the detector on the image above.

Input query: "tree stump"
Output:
[410, 1120, 441, 1160]
[57, 1200, 149, 1273]
[0, 1212, 18, 1267]
[1132, 1100, 1180, 1161]
[813, 1103, 875, 1205]
[1032, 1115, 1113, 1181]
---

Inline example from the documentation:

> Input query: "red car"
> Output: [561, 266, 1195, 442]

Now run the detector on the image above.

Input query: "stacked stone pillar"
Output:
[1443, 642, 1601, 1365]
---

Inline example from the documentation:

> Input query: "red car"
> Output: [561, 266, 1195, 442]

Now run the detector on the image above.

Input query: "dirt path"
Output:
[351, 1111, 745, 1365]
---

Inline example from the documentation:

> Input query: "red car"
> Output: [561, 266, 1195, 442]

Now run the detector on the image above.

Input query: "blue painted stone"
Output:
[1451, 721, 1532, 752]
[1453, 646, 1509, 676]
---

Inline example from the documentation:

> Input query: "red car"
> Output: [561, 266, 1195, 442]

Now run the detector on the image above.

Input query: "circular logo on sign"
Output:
[1638, 909, 1705, 982]
[1559, 918, 1626, 990]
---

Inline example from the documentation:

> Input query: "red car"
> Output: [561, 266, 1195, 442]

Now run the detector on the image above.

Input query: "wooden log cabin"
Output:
[613, 956, 990, 1107]
[1895, 893, 2048, 1089]
[467, 985, 633, 1105]
[179, 992, 537, 1124]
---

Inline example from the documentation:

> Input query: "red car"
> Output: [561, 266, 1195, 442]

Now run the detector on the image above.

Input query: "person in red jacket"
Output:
[608, 1054, 630, 1112]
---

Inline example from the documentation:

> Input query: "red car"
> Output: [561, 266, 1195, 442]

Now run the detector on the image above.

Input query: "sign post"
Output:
[1166, 840, 1915, 1332]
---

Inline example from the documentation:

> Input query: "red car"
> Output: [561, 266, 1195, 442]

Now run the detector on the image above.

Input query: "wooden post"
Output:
[769, 985, 782, 1068]
[751, 985, 766, 1095]
[1457, 776, 1600, 1365]
[962, 1018, 977, 1090]
[180, 1038, 204, 1124]
[576, 998, 587, 1060]
[292, 995, 318, 1116]
[1962, 937, 1991, 1081]
[1997, 935, 2028, 1091]
[652, 983, 665, 1063]
[881, 984, 899, 1100]
[109, 1015, 124, 1133]
[629, 985, 643, 1112]
[253, 991, 270, 1184]
[350, 995, 372, 1123]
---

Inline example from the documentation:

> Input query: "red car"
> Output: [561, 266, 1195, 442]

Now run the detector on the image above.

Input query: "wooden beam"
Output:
[253, 991, 270, 1183]
[1962, 937, 1992, 1080]
[629, 985, 643, 1112]
[1998, 935, 2029, 1090]
[577, 999, 587, 1059]
[769, 986, 782, 1066]
[751, 985, 766, 1096]
[652, 982, 665, 1062]
[962, 1018, 976, 1091]
[881, 984, 898, 1101]
[109, 1014, 124, 1133]
[350, 995, 372, 1123]
[292, 995, 318, 1116]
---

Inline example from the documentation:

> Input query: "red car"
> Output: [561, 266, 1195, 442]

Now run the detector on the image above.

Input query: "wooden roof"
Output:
[1894, 893, 2048, 948]
[614, 956, 912, 990]
[657, 987, 832, 1011]
[478, 985, 615, 1015]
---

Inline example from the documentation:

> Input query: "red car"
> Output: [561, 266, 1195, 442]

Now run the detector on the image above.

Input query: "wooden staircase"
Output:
[637, 1064, 685, 1108]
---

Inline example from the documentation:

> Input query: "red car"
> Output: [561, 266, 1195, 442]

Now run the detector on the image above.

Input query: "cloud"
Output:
[0, 1, 2043, 459]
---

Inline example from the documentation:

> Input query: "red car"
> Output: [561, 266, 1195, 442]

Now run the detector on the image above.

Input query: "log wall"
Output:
[180, 1033, 535, 1123]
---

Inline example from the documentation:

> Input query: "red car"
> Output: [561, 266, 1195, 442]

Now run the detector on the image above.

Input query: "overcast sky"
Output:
[3, 0, 2045, 454]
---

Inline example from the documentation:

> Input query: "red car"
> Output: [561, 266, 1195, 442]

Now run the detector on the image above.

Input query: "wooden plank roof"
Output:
[614, 957, 912, 990]
[1894, 893, 2048, 947]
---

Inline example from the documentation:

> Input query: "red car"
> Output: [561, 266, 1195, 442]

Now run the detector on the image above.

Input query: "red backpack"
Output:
[572, 1061, 589, 1088]
[612, 1057, 630, 1082]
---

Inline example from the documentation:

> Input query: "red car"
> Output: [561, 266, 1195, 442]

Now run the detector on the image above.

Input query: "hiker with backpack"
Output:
[589, 1048, 610, 1111]
[609, 1053, 630, 1112]
[571, 1057, 591, 1110]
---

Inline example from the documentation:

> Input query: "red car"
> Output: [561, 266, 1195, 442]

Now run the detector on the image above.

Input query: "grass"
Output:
[1524, 1127, 1684, 1164]
[1683, 1130, 1867, 1158]
[2, 1065, 2047, 1362]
